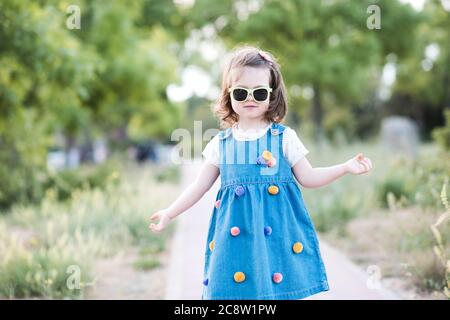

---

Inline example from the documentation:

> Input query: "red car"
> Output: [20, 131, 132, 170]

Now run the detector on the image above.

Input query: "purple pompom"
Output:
[256, 156, 268, 167]
[264, 226, 272, 236]
[234, 186, 245, 197]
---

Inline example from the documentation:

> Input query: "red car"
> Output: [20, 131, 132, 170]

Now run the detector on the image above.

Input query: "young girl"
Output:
[149, 46, 373, 300]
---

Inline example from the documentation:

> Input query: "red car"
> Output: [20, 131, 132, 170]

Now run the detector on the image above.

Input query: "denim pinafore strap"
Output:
[218, 122, 295, 188]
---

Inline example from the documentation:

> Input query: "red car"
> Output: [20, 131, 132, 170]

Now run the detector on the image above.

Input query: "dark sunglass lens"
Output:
[233, 88, 248, 101]
[253, 88, 268, 101]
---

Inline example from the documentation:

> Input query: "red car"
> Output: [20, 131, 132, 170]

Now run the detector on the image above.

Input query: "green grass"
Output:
[139, 242, 166, 255]
[154, 165, 181, 183]
[0, 162, 179, 299]
[132, 257, 161, 271]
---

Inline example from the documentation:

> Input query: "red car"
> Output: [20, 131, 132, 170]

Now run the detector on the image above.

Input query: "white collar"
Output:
[231, 122, 273, 141]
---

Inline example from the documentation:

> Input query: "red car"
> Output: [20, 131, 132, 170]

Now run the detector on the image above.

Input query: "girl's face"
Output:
[229, 66, 271, 123]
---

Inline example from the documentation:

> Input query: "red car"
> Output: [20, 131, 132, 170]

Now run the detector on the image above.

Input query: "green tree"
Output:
[186, 0, 420, 141]
[390, 0, 450, 139]
[0, 0, 184, 209]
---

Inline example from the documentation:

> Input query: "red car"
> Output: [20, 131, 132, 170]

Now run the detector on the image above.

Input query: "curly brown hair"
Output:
[213, 46, 288, 128]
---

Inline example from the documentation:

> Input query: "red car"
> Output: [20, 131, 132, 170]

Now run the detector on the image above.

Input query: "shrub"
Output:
[306, 183, 366, 235]
[43, 159, 121, 203]
[376, 165, 415, 209]
[432, 109, 450, 152]
[376, 152, 450, 211]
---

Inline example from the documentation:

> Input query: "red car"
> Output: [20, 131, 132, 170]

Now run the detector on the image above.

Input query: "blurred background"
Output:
[0, 0, 449, 299]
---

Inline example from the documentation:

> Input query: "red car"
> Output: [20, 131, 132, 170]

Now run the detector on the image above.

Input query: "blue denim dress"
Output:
[201, 122, 329, 300]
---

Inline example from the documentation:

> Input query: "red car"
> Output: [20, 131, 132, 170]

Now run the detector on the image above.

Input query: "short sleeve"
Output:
[283, 127, 310, 167]
[202, 134, 220, 167]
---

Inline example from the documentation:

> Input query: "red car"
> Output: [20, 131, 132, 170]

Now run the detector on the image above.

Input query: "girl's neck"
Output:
[236, 118, 271, 131]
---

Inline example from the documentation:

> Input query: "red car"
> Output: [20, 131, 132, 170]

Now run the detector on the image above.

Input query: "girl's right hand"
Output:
[149, 209, 172, 233]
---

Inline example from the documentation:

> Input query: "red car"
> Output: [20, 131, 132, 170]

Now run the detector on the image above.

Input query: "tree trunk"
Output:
[290, 108, 300, 128]
[312, 84, 325, 142]
[65, 133, 76, 153]
[442, 50, 450, 109]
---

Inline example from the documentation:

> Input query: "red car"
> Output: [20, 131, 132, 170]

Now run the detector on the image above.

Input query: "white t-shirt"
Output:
[202, 122, 309, 167]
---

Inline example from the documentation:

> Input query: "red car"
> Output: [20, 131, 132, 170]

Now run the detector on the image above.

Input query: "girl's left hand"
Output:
[344, 153, 373, 175]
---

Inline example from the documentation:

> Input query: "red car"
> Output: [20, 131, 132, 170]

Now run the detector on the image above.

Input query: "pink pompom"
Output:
[272, 272, 283, 284]
[230, 227, 240, 236]
[267, 157, 277, 167]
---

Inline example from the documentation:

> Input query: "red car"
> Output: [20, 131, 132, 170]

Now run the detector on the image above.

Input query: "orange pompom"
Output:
[268, 185, 279, 195]
[234, 272, 246, 283]
[292, 242, 303, 254]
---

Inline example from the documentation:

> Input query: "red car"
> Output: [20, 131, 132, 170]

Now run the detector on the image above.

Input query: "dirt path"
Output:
[165, 160, 401, 300]
[86, 244, 172, 299]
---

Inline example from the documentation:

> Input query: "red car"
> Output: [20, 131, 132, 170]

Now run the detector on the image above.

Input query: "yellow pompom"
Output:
[209, 240, 215, 252]
[268, 185, 279, 195]
[292, 242, 303, 254]
[234, 272, 246, 283]
[262, 150, 272, 161]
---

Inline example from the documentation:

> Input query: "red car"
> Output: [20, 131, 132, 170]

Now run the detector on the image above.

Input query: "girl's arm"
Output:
[292, 153, 372, 189]
[149, 161, 219, 233]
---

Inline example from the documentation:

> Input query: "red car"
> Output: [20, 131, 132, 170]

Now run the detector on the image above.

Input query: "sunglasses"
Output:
[228, 86, 273, 102]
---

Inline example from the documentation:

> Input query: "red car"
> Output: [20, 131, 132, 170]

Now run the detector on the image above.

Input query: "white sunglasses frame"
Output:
[228, 86, 273, 102]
